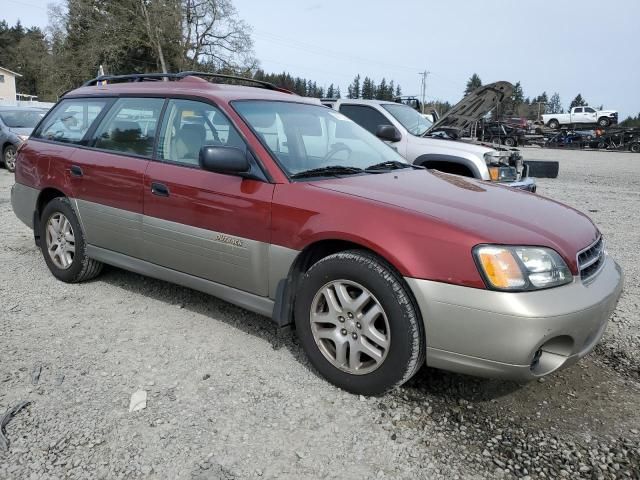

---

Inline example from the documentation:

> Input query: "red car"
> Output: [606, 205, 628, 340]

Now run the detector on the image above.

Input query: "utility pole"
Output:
[418, 70, 430, 113]
[536, 102, 547, 122]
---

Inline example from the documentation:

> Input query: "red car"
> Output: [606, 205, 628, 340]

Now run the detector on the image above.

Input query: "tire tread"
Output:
[40, 197, 103, 283]
[303, 249, 425, 392]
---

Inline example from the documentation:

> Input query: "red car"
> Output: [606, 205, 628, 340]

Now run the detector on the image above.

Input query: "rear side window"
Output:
[339, 105, 392, 135]
[157, 99, 245, 167]
[91, 98, 165, 158]
[34, 99, 108, 144]
[574, 107, 583, 113]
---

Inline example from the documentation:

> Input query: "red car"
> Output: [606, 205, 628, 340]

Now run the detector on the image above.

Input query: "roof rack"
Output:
[81, 71, 293, 93]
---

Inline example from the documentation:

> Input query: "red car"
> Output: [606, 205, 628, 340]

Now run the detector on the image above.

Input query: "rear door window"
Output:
[34, 99, 109, 145]
[157, 99, 246, 167]
[90, 98, 165, 158]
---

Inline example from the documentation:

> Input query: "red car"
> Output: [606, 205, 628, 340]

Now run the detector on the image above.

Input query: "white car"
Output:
[542, 106, 618, 129]
[328, 91, 535, 191]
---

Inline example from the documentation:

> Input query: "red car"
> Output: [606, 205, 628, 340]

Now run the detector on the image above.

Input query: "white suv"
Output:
[328, 99, 535, 191]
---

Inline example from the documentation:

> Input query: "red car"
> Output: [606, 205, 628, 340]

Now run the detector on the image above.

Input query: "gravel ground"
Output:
[1, 148, 639, 480]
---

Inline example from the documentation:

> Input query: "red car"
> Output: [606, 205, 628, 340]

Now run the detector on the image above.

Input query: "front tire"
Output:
[630, 142, 640, 153]
[504, 137, 516, 147]
[294, 250, 425, 395]
[39, 197, 103, 283]
[3, 144, 17, 172]
[598, 117, 611, 128]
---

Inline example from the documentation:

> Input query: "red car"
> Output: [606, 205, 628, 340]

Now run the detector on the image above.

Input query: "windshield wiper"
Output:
[365, 160, 413, 171]
[290, 165, 364, 179]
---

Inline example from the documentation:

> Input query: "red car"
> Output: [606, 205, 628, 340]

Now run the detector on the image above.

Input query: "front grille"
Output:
[578, 237, 605, 281]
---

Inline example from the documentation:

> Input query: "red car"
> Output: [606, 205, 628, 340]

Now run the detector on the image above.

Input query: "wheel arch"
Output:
[272, 238, 415, 328]
[33, 187, 69, 246]
[414, 153, 481, 179]
[2, 141, 16, 158]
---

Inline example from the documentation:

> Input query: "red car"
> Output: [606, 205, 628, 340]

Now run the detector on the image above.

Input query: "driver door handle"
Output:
[151, 182, 170, 197]
[69, 165, 83, 177]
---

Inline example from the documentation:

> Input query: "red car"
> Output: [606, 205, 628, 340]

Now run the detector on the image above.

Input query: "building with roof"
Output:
[0, 66, 21, 103]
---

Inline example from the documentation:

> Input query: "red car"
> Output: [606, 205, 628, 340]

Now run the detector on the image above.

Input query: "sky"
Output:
[2, 0, 639, 119]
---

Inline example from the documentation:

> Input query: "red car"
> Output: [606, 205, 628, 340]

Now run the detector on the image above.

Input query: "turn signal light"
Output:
[476, 247, 525, 289]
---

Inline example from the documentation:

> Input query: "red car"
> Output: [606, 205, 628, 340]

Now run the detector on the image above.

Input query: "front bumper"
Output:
[503, 176, 536, 192]
[405, 256, 623, 381]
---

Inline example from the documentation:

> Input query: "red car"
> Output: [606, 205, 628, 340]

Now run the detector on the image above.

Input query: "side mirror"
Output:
[199, 146, 249, 174]
[375, 125, 402, 142]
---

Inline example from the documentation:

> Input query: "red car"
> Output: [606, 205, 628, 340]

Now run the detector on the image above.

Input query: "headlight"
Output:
[474, 245, 572, 291]
[17, 135, 29, 142]
[483, 151, 510, 165]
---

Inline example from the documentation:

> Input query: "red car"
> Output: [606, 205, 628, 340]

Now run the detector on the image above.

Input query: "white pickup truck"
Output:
[542, 106, 618, 129]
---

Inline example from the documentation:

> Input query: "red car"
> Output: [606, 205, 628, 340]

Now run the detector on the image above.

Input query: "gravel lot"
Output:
[1, 148, 639, 479]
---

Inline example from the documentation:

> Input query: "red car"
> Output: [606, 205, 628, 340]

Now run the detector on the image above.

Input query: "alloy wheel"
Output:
[4, 146, 16, 172]
[45, 213, 76, 269]
[309, 280, 390, 375]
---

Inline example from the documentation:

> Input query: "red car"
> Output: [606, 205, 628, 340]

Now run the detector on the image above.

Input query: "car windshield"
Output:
[0, 110, 44, 128]
[381, 104, 433, 136]
[233, 101, 410, 177]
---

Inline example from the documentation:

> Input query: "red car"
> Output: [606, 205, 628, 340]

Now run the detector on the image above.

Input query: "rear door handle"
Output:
[151, 182, 170, 197]
[70, 165, 83, 177]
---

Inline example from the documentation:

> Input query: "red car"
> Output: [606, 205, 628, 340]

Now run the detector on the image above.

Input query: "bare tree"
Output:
[180, 0, 256, 72]
[138, 0, 181, 73]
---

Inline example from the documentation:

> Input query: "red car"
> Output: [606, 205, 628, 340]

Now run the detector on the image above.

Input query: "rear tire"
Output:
[3, 144, 17, 173]
[504, 137, 516, 147]
[39, 197, 103, 283]
[547, 119, 560, 129]
[294, 250, 425, 395]
[629, 142, 640, 153]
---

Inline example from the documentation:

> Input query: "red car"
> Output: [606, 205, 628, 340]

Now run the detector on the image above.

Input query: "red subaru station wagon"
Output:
[11, 73, 623, 394]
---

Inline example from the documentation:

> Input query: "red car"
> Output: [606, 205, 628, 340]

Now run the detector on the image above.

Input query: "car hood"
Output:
[427, 81, 514, 134]
[8, 127, 33, 136]
[311, 169, 598, 270]
[412, 135, 494, 156]
[598, 110, 617, 115]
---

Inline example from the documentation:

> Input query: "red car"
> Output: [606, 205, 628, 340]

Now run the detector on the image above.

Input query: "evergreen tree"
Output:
[361, 76, 375, 99]
[335, 86, 341, 99]
[395, 84, 402, 97]
[512, 82, 524, 104]
[569, 94, 588, 109]
[293, 77, 305, 96]
[464, 73, 482, 95]
[375, 78, 388, 100]
[326, 83, 335, 99]
[347, 74, 361, 99]
[620, 113, 640, 128]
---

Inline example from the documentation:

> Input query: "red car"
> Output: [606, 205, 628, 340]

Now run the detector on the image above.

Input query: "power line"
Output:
[252, 29, 423, 73]
[4, 0, 47, 10]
